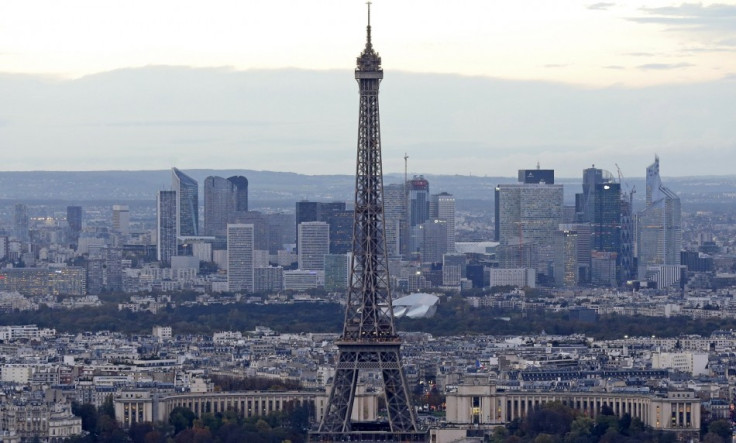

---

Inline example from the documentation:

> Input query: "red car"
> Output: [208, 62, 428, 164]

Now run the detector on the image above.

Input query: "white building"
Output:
[283, 270, 321, 290]
[652, 351, 709, 376]
[152, 326, 172, 342]
[488, 268, 536, 288]
[298, 222, 329, 271]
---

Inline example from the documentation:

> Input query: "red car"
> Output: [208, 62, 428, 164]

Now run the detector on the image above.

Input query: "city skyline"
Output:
[1, 2, 734, 178]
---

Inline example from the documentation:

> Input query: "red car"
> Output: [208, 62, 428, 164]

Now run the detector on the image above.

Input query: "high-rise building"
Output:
[295, 201, 349, 254]
[66, 206, 82, 245]
[430, 192, 455, 253]
[204, 175, 249, 237]
[112, 205, 130, 235]
[554, 228, 578, 287]
[231, 211, 270, 251]
[228, 176, 249, 211]
[204, 176, 232, 237]
[157, 190, 177, 265]
[407, 175, 429, 255]
[297, 221, 329, 271]
[495, 170, 563, 274]
[591, 182, 621, 252]
[13, 204, 29, 242]
[637, 156, 682, 283]
[171, 168, 199, 237]
[227, 224, 254, 293]
[518, 168, 555, 184]
[422, 219, 447, 263]
[576, 167, 614, 222]
[407, 175, 429, 227]
[383, 183, 407, 257]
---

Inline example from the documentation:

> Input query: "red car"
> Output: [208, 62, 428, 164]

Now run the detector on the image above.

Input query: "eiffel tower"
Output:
[309, 3, 427, 442]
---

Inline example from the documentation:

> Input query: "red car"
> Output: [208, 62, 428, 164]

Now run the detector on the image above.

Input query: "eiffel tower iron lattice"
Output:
[309, 4, 427, 443]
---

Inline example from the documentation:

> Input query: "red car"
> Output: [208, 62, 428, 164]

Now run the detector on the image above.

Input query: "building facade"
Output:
[495, 175, 564, 275]
[298, 221, 329, 271]
[446, 382, 700, 434]
[227, 224, 254, 293]
[637, 156, 682, 284]
[430, 192, 456, 254]
[172, 168, 199, 237]
[157, 190, 177, 265]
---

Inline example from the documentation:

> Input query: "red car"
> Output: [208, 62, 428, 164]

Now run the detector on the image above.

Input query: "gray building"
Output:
[172, 168, 199, 237]
[637, 156, 681, 284]
[157, 190, 177, 265]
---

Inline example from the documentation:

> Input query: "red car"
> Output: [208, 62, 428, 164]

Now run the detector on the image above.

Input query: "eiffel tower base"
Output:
[309, 342, 428, 442]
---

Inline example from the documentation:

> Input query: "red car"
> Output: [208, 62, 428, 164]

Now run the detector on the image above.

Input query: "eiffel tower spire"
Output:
[310, 4, 426, 442]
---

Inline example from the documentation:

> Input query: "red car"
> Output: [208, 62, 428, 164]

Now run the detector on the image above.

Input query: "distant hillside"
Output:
[0, 170, 734, 211]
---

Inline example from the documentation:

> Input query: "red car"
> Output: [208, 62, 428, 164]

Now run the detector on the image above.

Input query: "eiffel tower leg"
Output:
[318, 351, 358, 434]
[380, 349, 417, 432]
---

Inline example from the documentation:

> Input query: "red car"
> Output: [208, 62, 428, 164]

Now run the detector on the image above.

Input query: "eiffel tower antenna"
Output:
[310, 3, 426, 442]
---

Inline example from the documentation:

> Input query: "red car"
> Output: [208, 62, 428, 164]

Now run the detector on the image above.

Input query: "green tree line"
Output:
[0, 295, 734, 339]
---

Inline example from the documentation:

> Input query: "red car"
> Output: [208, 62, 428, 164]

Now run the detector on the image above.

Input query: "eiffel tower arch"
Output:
[309, 4, 427, 442]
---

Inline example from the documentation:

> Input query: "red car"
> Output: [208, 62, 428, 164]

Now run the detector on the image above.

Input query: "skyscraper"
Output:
[422, 219, 448, 263]
[637, 156, 682, 283]
[13, 203, 29, 242]
[157, 190, 177, 265]
[227, 224, 254, 293]
[383, 183, 407, 257]
[554, 228, 578, 287]
[171, 168, 199, 237]
[518, 168, 555, 184]
[495, 170, 563, 274]
[66, 206, 82, 247]
[407, 175, 429, 255]
[228, 175, 248, 211]
[294, 201, 349, 254]
[297, 221, 329, 271]
[204, 175, 249, 237]
[430, 192, 455, 253]
[313, 5, 422, 440]
[66, 206, 82, 232]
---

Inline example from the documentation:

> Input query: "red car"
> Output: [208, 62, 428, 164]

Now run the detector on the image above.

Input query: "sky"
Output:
[1, 1, 735, 177]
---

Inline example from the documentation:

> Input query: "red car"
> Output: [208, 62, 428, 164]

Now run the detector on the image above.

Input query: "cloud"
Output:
[544, 64, 568, 68]
[603, 65, 625, 70]
[680, 45, 736, 53]
[624, 52, 658, 57]
[629, 3, 736, 31]
[637, 62, 694, 70]
[588, 2, 615, 11]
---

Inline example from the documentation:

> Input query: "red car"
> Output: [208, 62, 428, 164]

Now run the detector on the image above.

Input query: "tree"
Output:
[99, 394, 115, 418]
[169, 406, 197, 434]
[128, 421, 154, 443]
[708, 419, 732, 441]
[72, 402, 98, 433]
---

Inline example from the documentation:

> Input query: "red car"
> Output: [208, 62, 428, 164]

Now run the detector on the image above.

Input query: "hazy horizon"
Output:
[2, 66, 734, 179]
